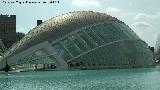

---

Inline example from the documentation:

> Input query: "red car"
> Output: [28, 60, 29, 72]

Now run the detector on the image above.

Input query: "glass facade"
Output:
[50, 22, 154, 69]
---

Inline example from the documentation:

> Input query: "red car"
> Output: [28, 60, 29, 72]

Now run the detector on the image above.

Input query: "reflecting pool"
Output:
[0, 68, 160, 90]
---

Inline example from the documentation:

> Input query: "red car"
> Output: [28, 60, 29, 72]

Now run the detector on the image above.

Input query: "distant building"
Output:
[0, 15, 16, 48]
[37, 20, 42, 26]
[16, 32, 25, 41]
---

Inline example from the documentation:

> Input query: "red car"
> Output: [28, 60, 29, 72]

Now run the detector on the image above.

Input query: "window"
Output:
[77, 31, 97, 49]
[61, 37, 81, 57]
[52, 42, 73, 61]
[70, 34, 90, 52]
[85, 28, 104, 45]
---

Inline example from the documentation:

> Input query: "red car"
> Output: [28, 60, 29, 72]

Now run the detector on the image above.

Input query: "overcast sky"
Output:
[0, 0, 160, 46]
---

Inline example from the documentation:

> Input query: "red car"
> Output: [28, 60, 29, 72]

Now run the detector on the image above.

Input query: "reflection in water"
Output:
[0, 68, 160, 90]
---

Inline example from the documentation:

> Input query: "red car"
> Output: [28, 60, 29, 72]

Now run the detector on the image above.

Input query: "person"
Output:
[53, 64, 56, 69]
[43, 64, 45, 69]
[50, 64, 53, 69]
[5, 60, 11, 72]
[35, 64, 37, 70]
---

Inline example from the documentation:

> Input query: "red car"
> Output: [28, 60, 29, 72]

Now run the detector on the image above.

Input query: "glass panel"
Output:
[100, 24, 115, 41]
[61, 37, 81, 57]
[52, 42, 73, 61]
[93, 24, 111, 43]
[118, 23, 139, 39]
[109, 23, 128, 39]
[77, 31, 98, 49]
[85, 28, 104, 46]
[84, 53, 93, 66]
[106, 23, 122, 40]
[116, 23, 133, 39]
[70, 34, 90, 52]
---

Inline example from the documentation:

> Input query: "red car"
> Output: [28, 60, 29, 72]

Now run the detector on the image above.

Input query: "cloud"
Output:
[131, 13, 160, 46]
[130, 22, 152, 29]
[105, 7, 159, 46]
[135, 13, 153, 21]
[72, 0, 102, 7]
[130, 21, 153, 36]
[105, 7, 124, 21]
[135, 13, 160, 22]
[130, 21, 158, 46]
[105, 7, 160, 46]
[105, 7, 136, 24]
[106, 7, 120, 14]
[106, 7, 121, 18]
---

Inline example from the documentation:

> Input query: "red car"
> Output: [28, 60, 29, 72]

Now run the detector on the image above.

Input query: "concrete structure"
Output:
[0, 11, 155, 70]
[0, 15, 16, 48]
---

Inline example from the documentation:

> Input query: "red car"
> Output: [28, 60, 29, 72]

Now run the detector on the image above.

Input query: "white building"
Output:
[0, 11, 155, 70]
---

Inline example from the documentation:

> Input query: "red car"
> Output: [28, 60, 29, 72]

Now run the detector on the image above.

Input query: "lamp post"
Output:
[5, 60, 10, 72]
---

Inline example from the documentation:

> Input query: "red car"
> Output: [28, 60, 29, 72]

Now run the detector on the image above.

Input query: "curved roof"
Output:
[3, 11, 133, 59]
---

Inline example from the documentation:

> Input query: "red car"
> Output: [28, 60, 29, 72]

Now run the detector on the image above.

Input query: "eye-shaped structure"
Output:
[0, 11, 154, 70]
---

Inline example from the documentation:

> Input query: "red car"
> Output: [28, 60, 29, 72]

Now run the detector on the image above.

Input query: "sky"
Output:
[0, 0, 160, 46]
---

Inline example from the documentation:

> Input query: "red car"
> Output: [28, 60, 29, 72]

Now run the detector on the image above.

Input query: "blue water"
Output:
[0, 68, 160, 90]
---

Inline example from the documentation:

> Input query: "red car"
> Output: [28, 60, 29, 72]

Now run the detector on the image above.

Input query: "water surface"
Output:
[0, 68, 160, 90]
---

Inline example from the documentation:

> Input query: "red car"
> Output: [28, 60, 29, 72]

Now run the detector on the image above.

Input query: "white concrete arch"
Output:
[0, 41, 68, 70]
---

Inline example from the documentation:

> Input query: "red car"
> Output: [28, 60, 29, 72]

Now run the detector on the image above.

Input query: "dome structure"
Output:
[0, 11, 155, 70]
